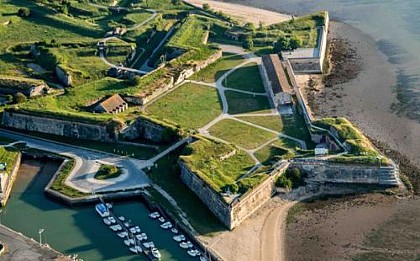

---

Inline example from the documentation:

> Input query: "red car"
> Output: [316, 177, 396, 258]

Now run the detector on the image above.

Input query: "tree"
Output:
[242, 35, 253, 50]
[244, 22, 255, 32]
[127, 75, 141, 86]
[17, 7, 31, 17]
[289, 36, 302, 50]
[276, 175, 292, 189]
[171, 0, 181, 5]
[203, 3, 210, 11]
[14, 92, 27, 103]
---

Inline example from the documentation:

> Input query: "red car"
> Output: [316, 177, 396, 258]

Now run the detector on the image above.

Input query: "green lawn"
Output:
[123, 9, 153, 25]
[236, 115, 283, 132]
[0, 146, 20, 174]
[225, 91, 272, 115]
[94, 164, 122, 180]
[147, 147, 227, 235]
[190, 53, 245, 83]
[51, 159, 87, 198]
[255, 139, 298, 165]
[281, 113, 312, 145]
[146, 83, 222, 129]
[180, 138, 255, 192]
[224, 62, 266, 93]
[209, 119, 277, 150]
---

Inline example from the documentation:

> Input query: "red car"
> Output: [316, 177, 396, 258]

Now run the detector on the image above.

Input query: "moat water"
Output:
[2, 159, 191, 260]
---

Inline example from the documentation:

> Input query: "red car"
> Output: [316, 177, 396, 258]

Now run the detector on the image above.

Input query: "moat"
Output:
[1, 158, 190, 260]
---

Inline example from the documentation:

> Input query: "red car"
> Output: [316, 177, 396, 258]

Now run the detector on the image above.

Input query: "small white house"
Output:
[315, 144, 328, 156]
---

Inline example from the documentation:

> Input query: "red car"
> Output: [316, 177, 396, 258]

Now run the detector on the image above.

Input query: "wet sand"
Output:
[286, 194, 420, 261]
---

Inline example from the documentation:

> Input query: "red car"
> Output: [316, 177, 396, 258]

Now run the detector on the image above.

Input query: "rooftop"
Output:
[262, 54, 293, 94]
[97, 94, 127, 113]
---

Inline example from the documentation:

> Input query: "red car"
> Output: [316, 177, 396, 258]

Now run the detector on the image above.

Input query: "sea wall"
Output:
[179, 161, 288, 230]
[1, 111, 114, 142]
[291, 160, 400, 186]
[0, 152, 21, 206]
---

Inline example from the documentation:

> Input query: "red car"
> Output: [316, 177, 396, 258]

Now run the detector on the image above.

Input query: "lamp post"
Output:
[38, 229, 44, 246]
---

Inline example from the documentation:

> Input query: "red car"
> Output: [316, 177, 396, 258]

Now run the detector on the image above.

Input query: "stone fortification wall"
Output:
[291, 160, 399, 186]
[179, 161, 287, 230]
[55, 65, 73, 87]
[121, 117, 177, 143]
[1, 111, 114, 141]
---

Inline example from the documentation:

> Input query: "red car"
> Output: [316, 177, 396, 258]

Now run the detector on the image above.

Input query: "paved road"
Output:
[0, 225, 69, 261]
[0, 130, 151, 194]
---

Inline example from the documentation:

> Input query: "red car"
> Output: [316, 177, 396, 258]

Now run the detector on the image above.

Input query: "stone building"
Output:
[94, 94, 128, 114]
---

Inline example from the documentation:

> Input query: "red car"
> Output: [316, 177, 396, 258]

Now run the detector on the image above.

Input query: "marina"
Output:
[1, 158, 194, 260]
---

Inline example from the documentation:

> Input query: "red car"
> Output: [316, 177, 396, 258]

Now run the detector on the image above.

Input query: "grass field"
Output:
[0, 146, 20, 174]
[209, 119, 277, 150]
[281, 113, 312, 144]
[236, 115, 283, 132]
[180, 138, 255, 191]
[224, 62, 266, 93]
[255, 139, 298, 165]
[51, 159, 87, 198]
[189, 53, 245, 83]
[146, 83, 222, 129]
[225, 91, 272, 115]
[147, 147, 227, 235]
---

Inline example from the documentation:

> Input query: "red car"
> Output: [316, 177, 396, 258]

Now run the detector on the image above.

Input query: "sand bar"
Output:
[184, 0, 291, 25]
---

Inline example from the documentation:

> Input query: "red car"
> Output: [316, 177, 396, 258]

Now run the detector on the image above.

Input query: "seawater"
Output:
[234, 0, 420, 121]
[2, 159, 191, 260]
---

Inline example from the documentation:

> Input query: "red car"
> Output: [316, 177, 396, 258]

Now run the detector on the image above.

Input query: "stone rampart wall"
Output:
[179, 161, 287, 229]
[1, 152, 21, 206]
[121, 116, 175, 143]
[55, 65, 72, 87]
[1, 111, 113, 141]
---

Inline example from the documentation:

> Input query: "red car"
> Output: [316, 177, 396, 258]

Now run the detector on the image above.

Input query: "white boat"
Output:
[116, 225, 122, 231]
[135, 226, 141, 233]
[187, 249, 199, 257]
[108, 216, 116, 224]
[95, 204, 109, 217]
[158, 217, 165, 223]
[149, 212, 160, 219]
[200, 257, 208, 261]
[171, 228, 178, 234]
[129, 246, 138, 254]
[136, 233, 147, 241]
[124, 239, 131, 246]
[110, 225, 119, 232]
[173, 235, 185, 242]
[106, 203, 113, 209]
[118, 216, 125, 221]
[135, 245, 142, 253]
[124, 222, 130, 227]
[142, 241, 155, 249]
[179, 241, 193, 249]
[117, 232, 128, 238]
[160, 222, 172, 229]
[151, 247, 161, 260]
[103, 218, 111, 225]
[129, 238, 135, 245]
[129, 227, 137, 234]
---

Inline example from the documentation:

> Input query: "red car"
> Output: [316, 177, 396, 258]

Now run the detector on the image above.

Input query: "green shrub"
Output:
[17, 8, 31, 17]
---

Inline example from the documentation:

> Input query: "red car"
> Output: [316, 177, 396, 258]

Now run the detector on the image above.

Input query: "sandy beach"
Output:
[184, 0, 291, 25]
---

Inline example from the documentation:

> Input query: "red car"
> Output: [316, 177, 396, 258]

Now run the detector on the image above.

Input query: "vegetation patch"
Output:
[146, 82, 222, 129]
[94, 164, 122, 180]
[314, 117, 379, 156]
[276, 167, 305, 190]
[180, 137, 255, 193]
[190, 53, 245, 83]
[225, 91, 272, 115]
[209, 119, 277, 150]
[236, 115, 283, 132]
[51, 159, 87, 198]
[224, 62, 265, 93]
[255, 139, 297, 165]
[0, 146, 20, 174]
[0, 75, 45, 92]
[281, 113, 312, 145]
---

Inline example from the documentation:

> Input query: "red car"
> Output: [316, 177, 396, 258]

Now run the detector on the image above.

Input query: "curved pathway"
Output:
[92, 3, 158, 74]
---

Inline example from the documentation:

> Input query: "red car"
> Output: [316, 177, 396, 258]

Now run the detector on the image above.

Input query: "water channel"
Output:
[1, 158, 191, 260]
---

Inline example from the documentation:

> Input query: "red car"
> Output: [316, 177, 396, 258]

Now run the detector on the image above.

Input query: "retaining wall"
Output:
[179, 161, 288, 230]
[0, 152, 21, 206]
[1, 111, 114, 142]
